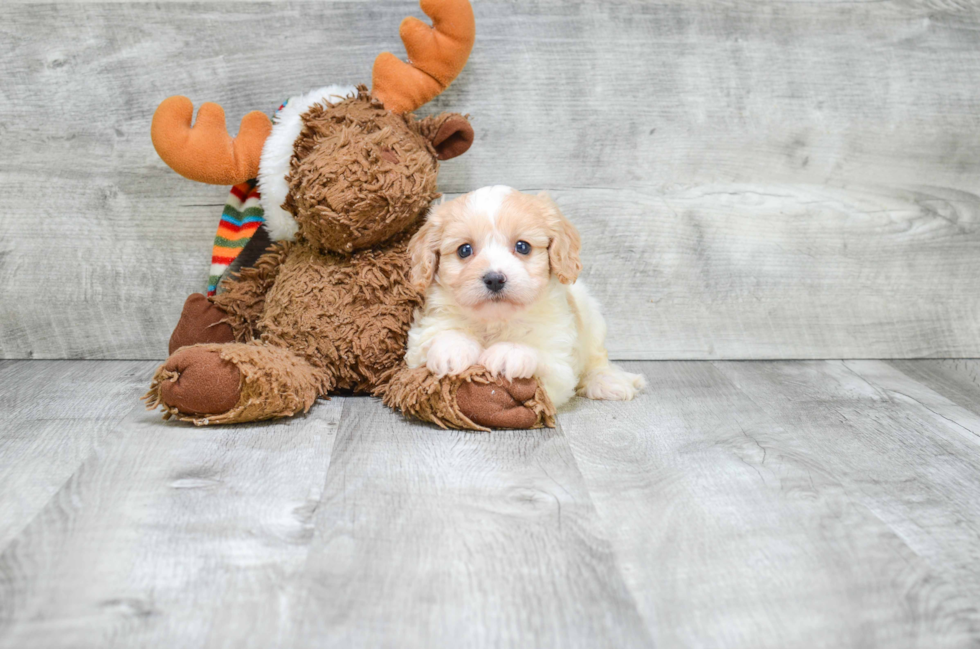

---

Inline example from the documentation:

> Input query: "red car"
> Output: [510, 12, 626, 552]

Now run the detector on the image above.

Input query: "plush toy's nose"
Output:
[482, 271, 506, 293]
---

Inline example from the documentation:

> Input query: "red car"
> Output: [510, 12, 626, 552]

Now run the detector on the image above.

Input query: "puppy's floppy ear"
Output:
[541, 193, 582, 284]
[408, 207, 443, 290]
[416, 113, 474, 161]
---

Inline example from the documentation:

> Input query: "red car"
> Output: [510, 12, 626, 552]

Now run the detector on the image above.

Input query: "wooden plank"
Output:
[0, 398, 344, 649]
[286, 396, 653, 649]
[551, 185, 980, 359]
[4, 359, 980, 645]
[844, 360, 980, 447]
[0, 360, 155, 551]
[3, 2, 980, 359]
[560, 360, 980, 648]
[887, 360, 980, 418]
[712, 360, 980, 629]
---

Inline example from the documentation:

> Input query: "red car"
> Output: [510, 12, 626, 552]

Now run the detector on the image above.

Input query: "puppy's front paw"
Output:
[426, 332, 482, 377]
[479, 343, 538, 380]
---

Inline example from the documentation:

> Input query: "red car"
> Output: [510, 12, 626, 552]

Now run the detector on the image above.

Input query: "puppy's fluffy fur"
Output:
[405, 186, 645, 409]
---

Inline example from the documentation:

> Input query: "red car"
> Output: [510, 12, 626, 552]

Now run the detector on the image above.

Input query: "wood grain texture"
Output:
[846, 359, 980, 447]
[2, 1, 980, 359]
[286, 396, 653, 649]
[887, 360, 980, 418]
[0, 360, 155, 550]
[714, 360, 980, 636]
[3, 360, 980, 645]
[560, 360, 980, 648]
[0, 400, 345, 649]
[550, 185, 980, 359]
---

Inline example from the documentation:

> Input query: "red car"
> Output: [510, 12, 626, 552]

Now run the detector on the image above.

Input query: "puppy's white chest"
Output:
[471, 319, 537, 349]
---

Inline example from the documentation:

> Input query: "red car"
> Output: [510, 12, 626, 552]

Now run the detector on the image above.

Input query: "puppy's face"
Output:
[409, 186, 582, 320]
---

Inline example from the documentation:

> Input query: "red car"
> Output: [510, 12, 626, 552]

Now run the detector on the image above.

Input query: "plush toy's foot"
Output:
[456, 377, 541, 429]
[168, 293, 235, 355]
[153, 345, 242, 416]
[383, 365, 556, 431]
[144, 342, 326, 426]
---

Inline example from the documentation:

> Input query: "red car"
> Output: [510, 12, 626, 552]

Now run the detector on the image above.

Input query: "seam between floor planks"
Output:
[560, 360, 980, 648]
[283, 393, 654, 648]
[0, 360, 158, 554]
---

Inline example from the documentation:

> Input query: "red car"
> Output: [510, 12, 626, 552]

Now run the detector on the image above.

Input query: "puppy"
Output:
[405, 186, 645, 410]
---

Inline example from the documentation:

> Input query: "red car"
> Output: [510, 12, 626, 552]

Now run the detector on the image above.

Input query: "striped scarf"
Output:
[207, 180, 265, 296]
[206, 99, 291, 296]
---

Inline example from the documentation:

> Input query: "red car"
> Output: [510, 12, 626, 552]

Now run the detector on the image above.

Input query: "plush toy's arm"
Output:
[381, 363, 555, 431]
[210, 241, 291, 341]
[168, 293, 236, 355]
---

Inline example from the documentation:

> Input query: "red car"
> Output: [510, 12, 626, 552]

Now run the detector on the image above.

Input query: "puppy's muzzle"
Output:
[482, 271, 507, 294]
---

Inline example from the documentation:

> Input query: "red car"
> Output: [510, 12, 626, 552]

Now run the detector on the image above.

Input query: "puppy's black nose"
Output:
[483, 271, 507, 293]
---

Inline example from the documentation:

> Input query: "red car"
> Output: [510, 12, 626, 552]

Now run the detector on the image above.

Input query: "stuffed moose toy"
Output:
[143, 0, 556, 430]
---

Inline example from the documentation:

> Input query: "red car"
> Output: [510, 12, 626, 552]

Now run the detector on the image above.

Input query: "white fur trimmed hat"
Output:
[258, 85, 358, 241]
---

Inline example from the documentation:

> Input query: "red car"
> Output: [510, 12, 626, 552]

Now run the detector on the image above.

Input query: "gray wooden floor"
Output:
[1, 359, 979, 648]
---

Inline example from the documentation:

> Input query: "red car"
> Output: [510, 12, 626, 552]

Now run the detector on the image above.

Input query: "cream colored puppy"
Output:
[405, 186, 645, 409]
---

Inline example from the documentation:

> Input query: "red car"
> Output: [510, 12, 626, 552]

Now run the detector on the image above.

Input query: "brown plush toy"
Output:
[143, 0, 555, 430]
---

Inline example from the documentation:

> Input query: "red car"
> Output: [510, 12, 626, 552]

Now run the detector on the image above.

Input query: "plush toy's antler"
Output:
[372, 0, 475, 114]
[151, 96, 272, 185]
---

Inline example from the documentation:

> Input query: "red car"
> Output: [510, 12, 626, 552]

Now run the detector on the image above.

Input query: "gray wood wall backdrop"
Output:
[1, 0, 979, 360]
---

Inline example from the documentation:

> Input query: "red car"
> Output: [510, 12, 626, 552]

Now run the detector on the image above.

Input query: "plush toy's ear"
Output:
[417, 113, 474, 160]
[408, 208, 444, 289]
[540, 193, 582, 285]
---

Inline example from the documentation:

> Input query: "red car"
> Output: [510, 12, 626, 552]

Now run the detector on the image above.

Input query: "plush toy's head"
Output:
[150, 0, 476, 253]
[283, 90, 471, 253]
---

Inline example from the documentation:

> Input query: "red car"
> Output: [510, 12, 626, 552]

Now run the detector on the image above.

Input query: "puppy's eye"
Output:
[515, 240, 531, 255]
[457, 243, 473, 259]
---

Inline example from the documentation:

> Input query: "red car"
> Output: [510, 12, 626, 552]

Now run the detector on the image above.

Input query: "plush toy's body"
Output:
[223, 236, 421, 394]
[155, 229, 421, 424]
[144, 0, 556, 430]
